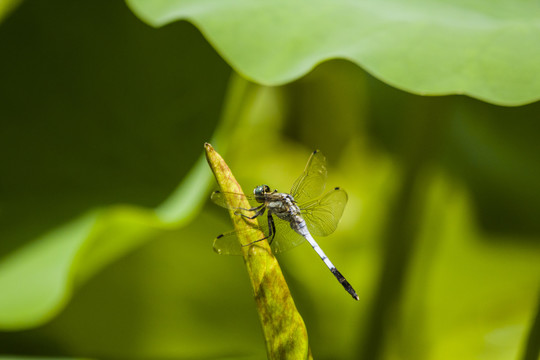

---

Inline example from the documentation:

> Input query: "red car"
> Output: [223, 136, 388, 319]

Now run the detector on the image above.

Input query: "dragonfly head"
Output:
[253, 184, 271, 203]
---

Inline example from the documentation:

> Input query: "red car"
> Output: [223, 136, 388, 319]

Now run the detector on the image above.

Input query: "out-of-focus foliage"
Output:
[0, 70, 254, 330]
[0, 1, 539, 360]
[0, 0, 233, 330]
[127, 0, 540, 105]
[0, 0, 21, 23]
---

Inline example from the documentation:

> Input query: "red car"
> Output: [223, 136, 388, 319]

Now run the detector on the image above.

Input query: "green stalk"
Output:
[360, 96, 450, 360]
[521, 290, 540, 360]
[205, 143, 311, 360]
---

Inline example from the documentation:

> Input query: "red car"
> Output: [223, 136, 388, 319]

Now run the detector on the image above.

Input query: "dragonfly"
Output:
[211, 150, 358, 301]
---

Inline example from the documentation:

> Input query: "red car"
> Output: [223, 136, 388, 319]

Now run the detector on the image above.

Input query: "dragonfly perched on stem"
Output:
[211, 150, 359, 301]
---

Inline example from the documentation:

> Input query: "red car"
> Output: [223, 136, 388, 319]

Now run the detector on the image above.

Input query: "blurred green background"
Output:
[0, 0, 539, 359]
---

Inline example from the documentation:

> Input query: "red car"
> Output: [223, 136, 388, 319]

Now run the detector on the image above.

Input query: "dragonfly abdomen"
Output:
[300, 224, 335, 270]
[300, 222, 359, 301]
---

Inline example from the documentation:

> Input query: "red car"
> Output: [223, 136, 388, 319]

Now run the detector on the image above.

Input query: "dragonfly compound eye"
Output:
[253, 185, 263, 196]
[253, 185, 270, 203]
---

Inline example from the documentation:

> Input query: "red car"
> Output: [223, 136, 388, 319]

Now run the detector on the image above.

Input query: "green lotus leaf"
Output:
[127, 0, 540, 106]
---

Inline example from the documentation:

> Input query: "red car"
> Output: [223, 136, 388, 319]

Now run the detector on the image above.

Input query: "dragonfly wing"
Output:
[300, 187, 348, 237]
[266, 218, 307, 254]
[213, 230, 243, 255]
[213, 216, 307, 255]
[210, 191, 258, 210]
[212, 225, 265, 255]
[289, 150, 328, 204]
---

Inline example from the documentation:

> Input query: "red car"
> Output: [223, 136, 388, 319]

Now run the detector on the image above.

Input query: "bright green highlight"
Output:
[0, 0, 22, 23]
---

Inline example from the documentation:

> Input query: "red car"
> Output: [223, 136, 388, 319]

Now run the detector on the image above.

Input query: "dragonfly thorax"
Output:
[254, 184, 303, 224]
[266, 192, 302, 223]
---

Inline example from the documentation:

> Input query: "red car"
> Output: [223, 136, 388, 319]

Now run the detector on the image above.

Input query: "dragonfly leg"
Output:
[241, 214, 275, 248]
[241, 233, 269, 247]
[267, 213, 276, 245]
[234, 204, 265, 213]
[236, 205, 265, 219]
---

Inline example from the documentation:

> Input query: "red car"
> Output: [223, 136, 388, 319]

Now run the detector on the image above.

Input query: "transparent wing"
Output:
[290, 150, 327, 204]
[300, 187, 348, 237]
[213, 214, 307, 255]
[266, 218, 307, 254]
[210, 190, 259, 210]
[212, 224, 263, 255]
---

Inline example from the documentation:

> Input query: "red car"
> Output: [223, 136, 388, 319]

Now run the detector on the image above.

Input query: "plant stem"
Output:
[205, 143, 311, 360]
[360, 97, 449, 360]
[521, 289, 540, 360]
